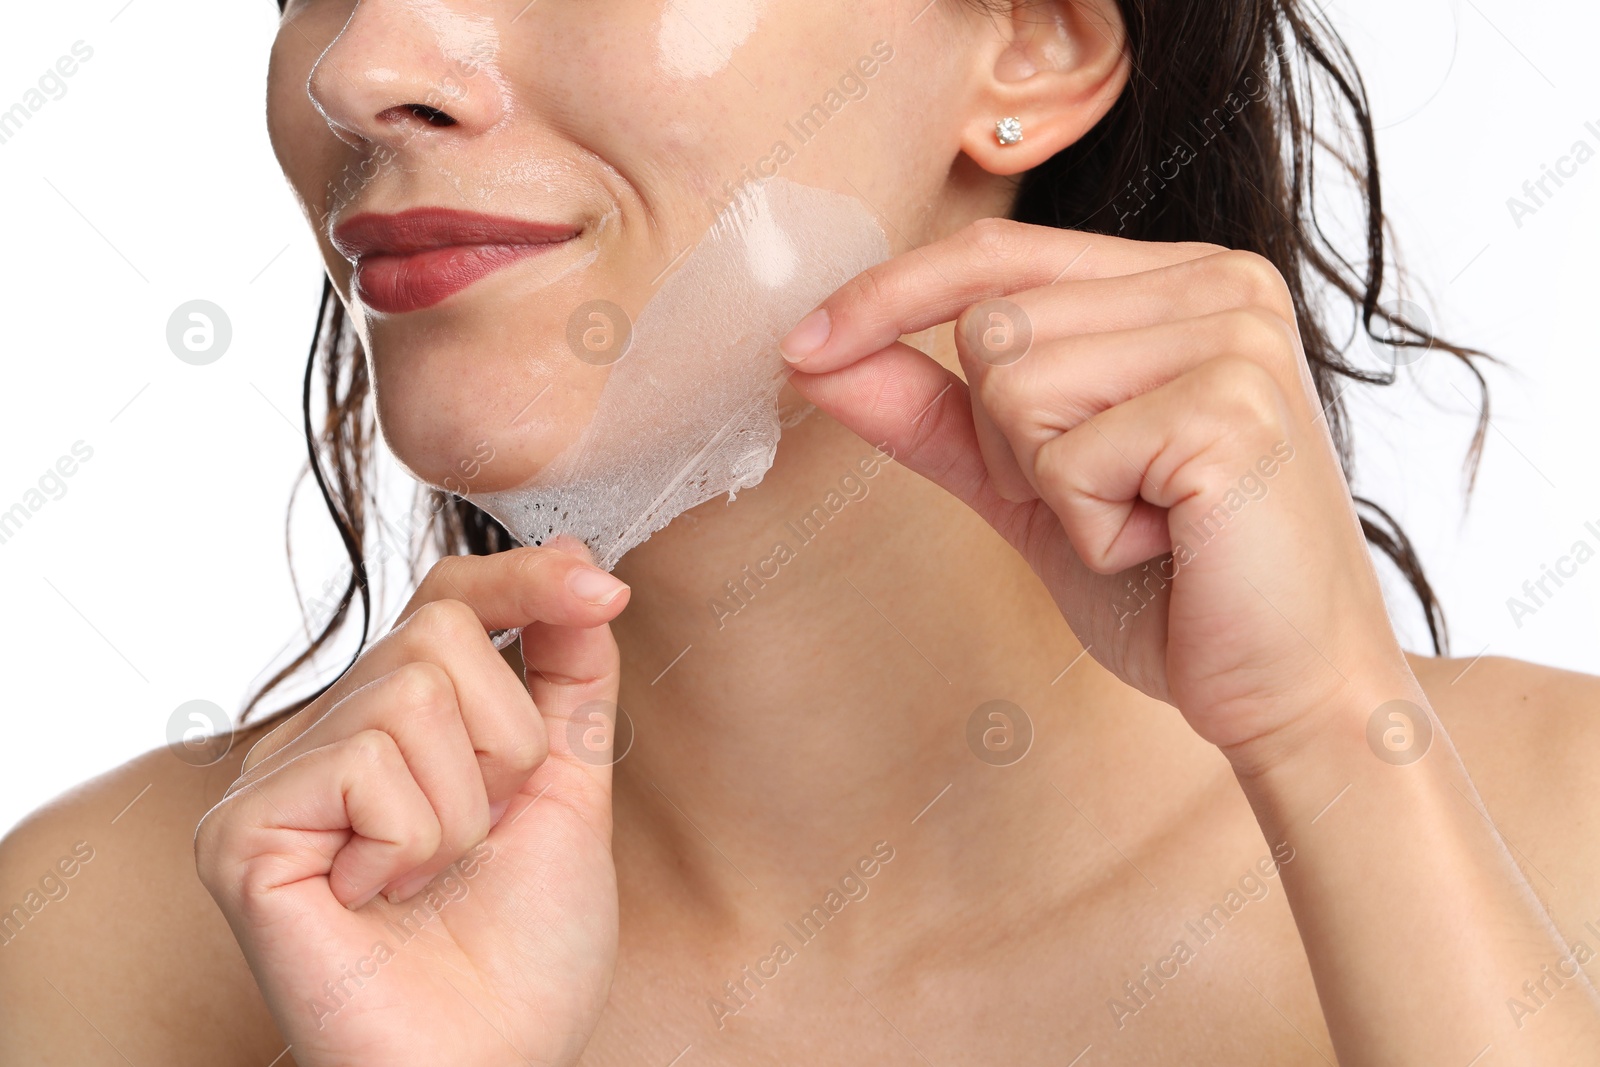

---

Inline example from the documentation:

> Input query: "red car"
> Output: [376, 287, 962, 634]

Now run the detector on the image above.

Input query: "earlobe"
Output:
[959, 0, 1129, 177]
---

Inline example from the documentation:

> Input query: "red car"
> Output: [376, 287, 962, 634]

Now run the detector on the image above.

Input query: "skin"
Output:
[2, 0, 1599, 1064]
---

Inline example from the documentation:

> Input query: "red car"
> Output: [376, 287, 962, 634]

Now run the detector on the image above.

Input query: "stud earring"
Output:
[995, 117, 1024, 146]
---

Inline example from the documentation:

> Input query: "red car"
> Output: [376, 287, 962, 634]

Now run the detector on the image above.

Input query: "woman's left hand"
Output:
[782, 218, 1414, 775]
[785, 218, 1600, 1063]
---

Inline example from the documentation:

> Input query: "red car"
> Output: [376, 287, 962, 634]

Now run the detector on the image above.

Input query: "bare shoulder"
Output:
[1410, 652, 1600, 926]
[0, 719, 296, 1066]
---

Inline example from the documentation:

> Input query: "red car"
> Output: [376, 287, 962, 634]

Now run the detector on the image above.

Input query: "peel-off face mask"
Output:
[466, 178, 890, 589]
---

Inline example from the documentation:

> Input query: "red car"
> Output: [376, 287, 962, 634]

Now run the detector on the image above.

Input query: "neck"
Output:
[599, 327, 1227, 935]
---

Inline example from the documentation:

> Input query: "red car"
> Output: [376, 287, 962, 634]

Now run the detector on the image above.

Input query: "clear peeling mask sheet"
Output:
[465, 178, 891, 571]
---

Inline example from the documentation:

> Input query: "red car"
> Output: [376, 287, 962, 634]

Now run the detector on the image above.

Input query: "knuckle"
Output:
[841, 262, 895, 316]
[402, 598, 484, 652]
[1032, 437, 1114, 568]
[1201, 354, 1287, 431]
[420, 553, 469, 598]
[400, 819, 444, 870]
[237, 736, 274, 777]
[347, 727, 399, 770]
[390, 661, 457, 719]
[962, 217, 1030, 266]
[1034, 430, 1087, 497]
[1214, 249, 1292, 311]
[499, 727, 548, 777]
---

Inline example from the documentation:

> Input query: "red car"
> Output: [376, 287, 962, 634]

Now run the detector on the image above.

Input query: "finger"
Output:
[976, 248, 1296, 343]
[953, 297, 1048, 503]
[200, 729, 442, 914]
[960, 308, 1302, 503]
[244, 537, 626, 783]
[256, 662, 507, 903]
[778, 218, 1221, 372]
[394, 545, 626, 796]
[243, 600, 544, 805]
[1032, 355, 1295, 575]
[968, 386, 1036, 503]
[397, 542, 631, 632]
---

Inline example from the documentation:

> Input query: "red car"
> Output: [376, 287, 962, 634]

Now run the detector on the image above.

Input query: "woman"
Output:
[3, 0, 1597, 1063]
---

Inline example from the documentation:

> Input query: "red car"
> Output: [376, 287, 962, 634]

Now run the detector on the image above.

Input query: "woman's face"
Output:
[268, 0, 980, 493]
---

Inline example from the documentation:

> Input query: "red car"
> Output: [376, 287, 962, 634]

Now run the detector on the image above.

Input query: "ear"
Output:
[959, 0, 1130, 176]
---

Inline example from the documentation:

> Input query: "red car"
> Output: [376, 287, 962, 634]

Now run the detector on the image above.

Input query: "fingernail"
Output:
[384, 868, 435, 904]
[567, 566, 628, 606]
[779, 308, 831, 364]
[349, 885, 382, 910]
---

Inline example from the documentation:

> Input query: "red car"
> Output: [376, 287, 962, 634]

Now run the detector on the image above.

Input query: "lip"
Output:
[332, 208, 581, 314]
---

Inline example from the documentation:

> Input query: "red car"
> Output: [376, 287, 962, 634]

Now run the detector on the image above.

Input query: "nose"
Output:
[307, 0, 506, 149]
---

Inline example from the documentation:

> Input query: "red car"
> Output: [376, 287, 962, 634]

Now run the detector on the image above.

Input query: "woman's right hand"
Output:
[195, 539, 631, 1067]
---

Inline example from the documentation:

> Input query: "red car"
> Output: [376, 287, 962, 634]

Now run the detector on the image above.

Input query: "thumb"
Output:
[504, 536, 624, 834]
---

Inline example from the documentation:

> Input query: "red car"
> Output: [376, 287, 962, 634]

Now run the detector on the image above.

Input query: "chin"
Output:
[372, 342, 613, 496]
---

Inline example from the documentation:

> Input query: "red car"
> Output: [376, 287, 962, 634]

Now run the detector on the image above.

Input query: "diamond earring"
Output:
[995, 117, 1024, 146]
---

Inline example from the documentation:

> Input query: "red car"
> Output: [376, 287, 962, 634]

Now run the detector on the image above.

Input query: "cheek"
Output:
[516, 0, 894, 221]
[518, 13, 736, 195]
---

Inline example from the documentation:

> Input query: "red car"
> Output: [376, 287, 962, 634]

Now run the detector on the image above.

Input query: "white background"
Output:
[0, 0, 1594, 836]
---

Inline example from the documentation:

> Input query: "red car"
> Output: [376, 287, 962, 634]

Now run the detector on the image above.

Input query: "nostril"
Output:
[406, 103, 457, 127]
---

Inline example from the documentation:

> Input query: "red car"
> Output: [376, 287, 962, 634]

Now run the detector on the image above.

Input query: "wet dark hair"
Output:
[245, 0, 1489, 728]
